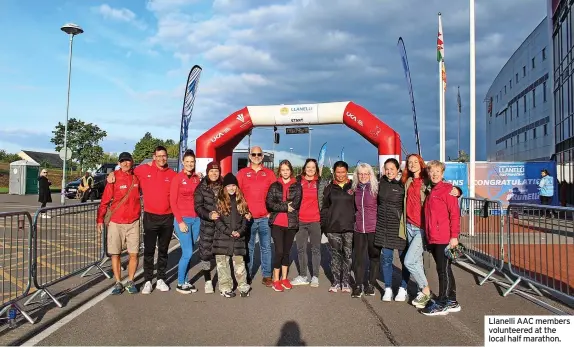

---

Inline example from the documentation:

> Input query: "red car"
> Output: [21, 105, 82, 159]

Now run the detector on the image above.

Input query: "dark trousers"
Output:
[81, 188, 93, 203]
[353, 232, 380, 287]
[143, 212, 173, 282]
[326, 232, 353, 286]
[271, 225, 297, 269]
[540, 196, 552, 205]
[427, 243, 456, 302]
[40, 202, 47, 208]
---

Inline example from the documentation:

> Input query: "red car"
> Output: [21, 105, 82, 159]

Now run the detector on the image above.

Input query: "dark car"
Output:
[64, 163, 118, 200]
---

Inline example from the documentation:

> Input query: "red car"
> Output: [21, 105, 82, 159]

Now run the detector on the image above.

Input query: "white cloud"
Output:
[93, 4, 147, 30]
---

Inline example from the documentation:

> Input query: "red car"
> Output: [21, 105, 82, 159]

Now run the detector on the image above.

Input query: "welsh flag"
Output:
[437, 15, 446, 91]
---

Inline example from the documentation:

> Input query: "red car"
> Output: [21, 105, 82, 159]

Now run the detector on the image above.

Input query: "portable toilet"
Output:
[9, 160, 40, 195]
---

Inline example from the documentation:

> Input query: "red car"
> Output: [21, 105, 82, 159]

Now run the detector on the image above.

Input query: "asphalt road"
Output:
[28, 246, 559, 346]
[0, 193, 84, 214]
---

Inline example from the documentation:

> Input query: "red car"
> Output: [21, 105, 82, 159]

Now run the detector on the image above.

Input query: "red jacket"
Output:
[97, 169, 141, 224]
[170, 171, 201, 223]
[134, 163, 177, 215]
[299, 176, 320, 223]
[237, 166, 276, 219]
[424, 181, 460, 244]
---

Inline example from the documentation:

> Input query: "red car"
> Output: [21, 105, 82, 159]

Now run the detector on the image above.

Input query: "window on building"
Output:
[523, 95, 526, 113]
[533, 127, 537, 138]
[510, 105, 513, 119]
[533, 87, 536, 108]
[542, 48, 546, 60]
[544, 124, 548, 135]
[496, 95, 499, 103]
[510, 79, 512, 89]
[516, 73, 519, 83]
[505, 86, 507, 94]
[505, 140, 508, 148]
[517, 134, 520, 143]
[524, 132, 527, 142]
[532, 57, 535, 69]
[543, 81, 547, 102]
[516, 100, 519, 115]
[506, 112, 508, 123]
[511, 137, 513, 146]
[523, 66, 526, 76]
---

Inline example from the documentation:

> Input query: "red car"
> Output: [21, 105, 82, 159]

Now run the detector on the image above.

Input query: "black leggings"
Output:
[427, 244, 457, 302]
[353, 233, 380, 286]
[40, 202, 47, 208]
[271, 225, 297, 269]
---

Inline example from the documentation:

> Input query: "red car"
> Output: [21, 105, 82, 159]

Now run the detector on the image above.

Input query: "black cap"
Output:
[118, 152, 133, 162]
[222, 173, 238, 187]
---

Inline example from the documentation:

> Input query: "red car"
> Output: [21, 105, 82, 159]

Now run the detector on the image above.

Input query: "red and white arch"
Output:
[195, 101, 402, 175]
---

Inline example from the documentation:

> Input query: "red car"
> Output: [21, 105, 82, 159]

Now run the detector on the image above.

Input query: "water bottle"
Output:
[8, 306, 17, 329]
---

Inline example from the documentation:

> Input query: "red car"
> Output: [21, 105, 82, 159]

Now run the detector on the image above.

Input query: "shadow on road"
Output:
[276, 321, 306, 346]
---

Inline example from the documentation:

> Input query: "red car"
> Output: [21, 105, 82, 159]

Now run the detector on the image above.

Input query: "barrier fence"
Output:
[458, 198, 574, 310]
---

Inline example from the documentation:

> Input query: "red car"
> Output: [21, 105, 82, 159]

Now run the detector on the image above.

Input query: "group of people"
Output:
[96, 145, 463, 316]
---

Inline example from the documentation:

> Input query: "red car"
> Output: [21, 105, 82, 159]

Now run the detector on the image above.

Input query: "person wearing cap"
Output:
[170, 149, 201, 294]
[194, 161, 223, 294]
[212, 173, 251, 298]
[107, 146, 177, 294]
[236, 146, 276, 287]
[97, 152, 141, 295]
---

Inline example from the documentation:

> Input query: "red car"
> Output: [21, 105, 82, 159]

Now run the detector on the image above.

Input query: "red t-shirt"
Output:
[134, 163, 177, 215]
[237, 166, 276, 218]
[406, 177, 423, 227]
[299, 176, 320, 223]
[273, 178, 296, 227]
[170, 171, 201, 223]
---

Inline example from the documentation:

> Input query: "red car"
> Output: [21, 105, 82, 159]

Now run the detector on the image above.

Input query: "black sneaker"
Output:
[420, 301, 449, 316]
[364, 284, 376, 296]
[240, 288, 251, 297]
[351, 286, 363, 298]
[220, 291, 236, 298]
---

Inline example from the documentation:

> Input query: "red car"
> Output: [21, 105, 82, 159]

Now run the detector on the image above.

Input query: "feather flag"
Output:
[178, 65, 202, 171]
[437, 15, 446, 92]
[317, 142, 327, 174]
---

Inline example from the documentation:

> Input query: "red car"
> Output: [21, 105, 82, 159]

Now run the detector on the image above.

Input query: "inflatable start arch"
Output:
[195, 101, 402, 175]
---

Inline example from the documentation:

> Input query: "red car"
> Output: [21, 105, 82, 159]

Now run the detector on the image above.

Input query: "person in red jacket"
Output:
[170, 149, 201, 294]
[107, 146, 176, 294]
[421, 160, 461, 316]
[97, 152, 141, 295]
[237, 146, 276, 286]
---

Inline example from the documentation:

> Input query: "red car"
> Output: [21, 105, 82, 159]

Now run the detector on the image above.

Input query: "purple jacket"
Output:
[354, 182, 377, 233]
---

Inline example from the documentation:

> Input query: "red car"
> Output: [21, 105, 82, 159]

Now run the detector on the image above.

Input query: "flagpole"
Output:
[469, 0, 476, 197]
[438, 13, 446, 162]
[458, 85, 461, 156]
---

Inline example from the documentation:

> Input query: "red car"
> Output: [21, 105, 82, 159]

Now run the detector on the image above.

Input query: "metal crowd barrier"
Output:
[0, 211, 35, 324]
[458, 198, 506, 285]
[504, 203, 574, 304]
[25, 202, 110, 309]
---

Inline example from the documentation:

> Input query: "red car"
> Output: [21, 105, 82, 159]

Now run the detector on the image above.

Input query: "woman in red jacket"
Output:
[170, 149, 201, 294]
[421, 160, 461, 316]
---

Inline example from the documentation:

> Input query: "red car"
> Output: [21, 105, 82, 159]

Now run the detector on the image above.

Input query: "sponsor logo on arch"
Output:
[275, 103, 318, 125]
[211, 127, 232, 143]
[345, 111, 363, 127]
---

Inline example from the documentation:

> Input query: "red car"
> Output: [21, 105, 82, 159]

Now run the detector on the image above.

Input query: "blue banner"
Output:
[178, 65, 202, 172]
[397, 37, 422, 156]
[318, 142, 327, 173]
[444, 162, 469, 197]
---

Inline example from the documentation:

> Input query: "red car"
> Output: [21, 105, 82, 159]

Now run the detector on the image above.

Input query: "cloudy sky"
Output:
[0, 0, 547, 166]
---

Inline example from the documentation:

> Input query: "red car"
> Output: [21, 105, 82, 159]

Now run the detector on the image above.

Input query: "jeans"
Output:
[296, 222, 322, 278]
[403, 223, 428, 290]
[174, 217, 201, 285]
[248, 217, 272, 278]
[380, 248, 409, 289]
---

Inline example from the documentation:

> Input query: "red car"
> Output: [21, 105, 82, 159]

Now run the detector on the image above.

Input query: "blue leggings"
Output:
[174, 217, 201, 285]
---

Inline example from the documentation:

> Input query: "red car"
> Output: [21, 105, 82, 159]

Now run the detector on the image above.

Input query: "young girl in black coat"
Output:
[213, 173, 251, 298]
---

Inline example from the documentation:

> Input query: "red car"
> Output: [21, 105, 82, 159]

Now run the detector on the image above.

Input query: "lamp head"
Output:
[61, 23, 84, 36]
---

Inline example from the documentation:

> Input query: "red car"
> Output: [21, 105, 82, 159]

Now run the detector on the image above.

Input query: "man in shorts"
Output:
[97, 152, 141, 294]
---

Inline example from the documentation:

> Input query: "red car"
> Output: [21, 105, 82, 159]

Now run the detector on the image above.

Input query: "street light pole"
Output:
[308, 127, 313, 158]
[469, 0, 476, 197]
[60, 23, 83, 205]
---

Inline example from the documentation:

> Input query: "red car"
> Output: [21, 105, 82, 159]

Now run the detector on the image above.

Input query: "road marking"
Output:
[0, 267, 28, 290]
[22, 242, 181, 346]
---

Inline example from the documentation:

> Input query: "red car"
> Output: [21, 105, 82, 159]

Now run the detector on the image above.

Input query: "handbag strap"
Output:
[108, 175, 135, 217]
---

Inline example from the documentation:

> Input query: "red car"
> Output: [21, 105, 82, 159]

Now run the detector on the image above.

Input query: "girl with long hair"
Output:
[374, 158, 410, 301]
[212, 173, 251, 298]
[266, 160, 302, 292]
[194, 161, 223, 294]
[291, 158, 327, 288]
[170, 149, 201, 294]
[351, 163, 379, 298]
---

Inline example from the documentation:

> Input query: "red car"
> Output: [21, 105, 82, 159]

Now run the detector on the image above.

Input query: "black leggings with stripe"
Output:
[427, 244, 456, 302]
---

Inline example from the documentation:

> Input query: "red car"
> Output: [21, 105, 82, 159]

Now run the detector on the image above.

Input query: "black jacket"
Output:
[194, 178, 221, 261]
[213, 195, 248, 256]
[266, 179, 302, 229]
[374, 176, 406, 250]
[320, 180, 355, 233]
[38, 176, 52, 204]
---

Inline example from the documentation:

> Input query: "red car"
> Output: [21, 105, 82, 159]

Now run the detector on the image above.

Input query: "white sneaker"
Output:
[156, 279, 170, 292]
[382, 288, 393, 302]
[395, 287, 408, 302]
[141, 281, 153, 294]
[204, 280, 214, 294]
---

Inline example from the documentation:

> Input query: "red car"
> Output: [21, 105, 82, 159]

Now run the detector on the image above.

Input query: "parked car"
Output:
[64, 163, 117, 200]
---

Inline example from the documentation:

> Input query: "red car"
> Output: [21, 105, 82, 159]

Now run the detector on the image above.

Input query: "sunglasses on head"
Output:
[250, 153, 263, 157]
